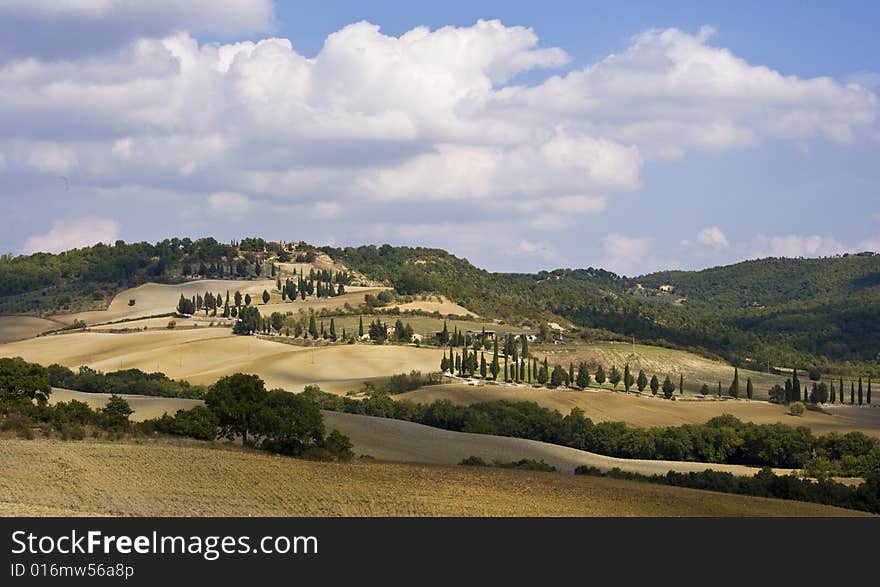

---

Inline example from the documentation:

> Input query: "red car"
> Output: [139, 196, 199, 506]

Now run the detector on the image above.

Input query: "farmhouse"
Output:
[466, 329, 496, 342]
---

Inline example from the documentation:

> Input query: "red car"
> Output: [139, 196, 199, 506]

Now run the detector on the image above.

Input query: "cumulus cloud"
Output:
[601, 234, 656, 275]
[748, 234, 849, 258]
[22, 217, 120, 254]
[0, 15, 877, 269]
[0, 1, 274, 58]
[696, 226, 730, 250]
[207, 191, 251, 218]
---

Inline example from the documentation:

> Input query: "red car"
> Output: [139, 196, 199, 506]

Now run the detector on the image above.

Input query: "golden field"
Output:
[0, 329, 443, 394]
[47, 389, 791, 477]
[0, 439, 863, 517]
[399, 383, 880, 437]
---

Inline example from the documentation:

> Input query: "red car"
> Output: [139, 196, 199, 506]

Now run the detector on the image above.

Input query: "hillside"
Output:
[0, 438, 864, 516]
[2, 238, 879, 374]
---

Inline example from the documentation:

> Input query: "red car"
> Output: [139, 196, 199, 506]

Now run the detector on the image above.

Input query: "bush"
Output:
[149, 406, 219, 441]
[790, 402, 805, 416]
[322, 429, 354, 461]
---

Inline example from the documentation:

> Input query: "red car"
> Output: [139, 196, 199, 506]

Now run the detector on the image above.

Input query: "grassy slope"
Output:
[0, 438, 865, 517]
[397, 384, 880, 438]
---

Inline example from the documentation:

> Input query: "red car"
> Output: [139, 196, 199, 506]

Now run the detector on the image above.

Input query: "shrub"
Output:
[790, 402, 805, 416]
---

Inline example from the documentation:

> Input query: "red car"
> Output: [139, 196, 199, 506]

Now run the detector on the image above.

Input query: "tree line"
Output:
[0, 358, 353, 462]
[768, 368, 872, 406]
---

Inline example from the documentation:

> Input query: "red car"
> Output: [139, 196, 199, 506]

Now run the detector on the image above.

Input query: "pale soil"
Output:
[255, 286, 387, 316]
[0, 439, 863, 516]
[535, 341, 788, 398]
[398, 383, 880, 438]
[387, 296, 478, 317]
[46, 389, 798, 478]
[0, 315, 65, 343]
[50, 279, 277, 326]
[0, 329, 443, 394]
[50, 388, 202, 421]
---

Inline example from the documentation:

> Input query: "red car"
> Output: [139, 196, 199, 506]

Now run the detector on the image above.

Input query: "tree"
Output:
[254, 390, 325, 456]
[791, 368, 801, 402]
[649, 374, 659, 395]
[609, 366, 621, 390]
[329, 318, 337, 342]
[576, 363, 590, 389]
[480, 352, 487, 379]
[308, 314, 318, 339]
[439, 321, 449, 345]
[830, 381, 836, 404]
[636, 369, 648, 392]
[623, 364, 633, 392]
[234, 290, 242, 308]
[244, 293, 252, 306]
[550, 365, 566, 387]
[232, 306, 261, 335]
[569, 363, 575, 388]
[101, 395, 133, 431]
[270, 312, 284, 333]
[262, 289, 270, 304]
[662, 375, 675, 399]
[746, 377, 753, 400]
[177, 294, 195, 315]
[205, 373, 268, 447]
[717, 381, 722, 397]
[0, 357, 51, 404]
[521, 334, 529, 359]
[595, 365, 606, 385]
[858, 377, 863, 405]
[358, 316, 364, 338]
[700, 383, 710, 396]
[729, 367, 739, 398]
[537, 358, 549, 385]
[440, 350, 449, 373]
[851, 381, 856, 405]
[491, 338, 499, 380]
[868, 377, 873, 405]
[679, 373, 684, 395]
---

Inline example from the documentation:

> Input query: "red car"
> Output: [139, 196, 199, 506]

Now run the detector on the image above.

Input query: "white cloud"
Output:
[0, 18, 876, 262]
[601, 234, 655, 275]
[516, 239, 558, 260]
[22, 217, 119, 254]
[207, 191, 251, 218]
[748, 234, 849, 258]
[858, 236, 880, 252]
[696, 226, 730, 250]
[0, 0, 273, 35]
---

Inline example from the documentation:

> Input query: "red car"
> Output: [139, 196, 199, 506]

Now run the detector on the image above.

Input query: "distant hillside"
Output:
[325, 244, 880, 372]
[2, 238, 878, 373]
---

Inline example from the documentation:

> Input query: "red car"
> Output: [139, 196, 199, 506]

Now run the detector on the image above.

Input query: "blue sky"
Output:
[0, 0, 877, 275]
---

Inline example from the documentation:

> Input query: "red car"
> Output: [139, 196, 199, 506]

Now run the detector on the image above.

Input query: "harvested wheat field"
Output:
[0, 439, 863, 516]
[0, 329, 443, 393]
[51, 279, 277, 326]
[535, 341, 787, 398]
[50, 388, 201, 421]
[387, 296, 478, 317]
[0, 315, 65, 343]
[44, 389, 791, 477]
[398, 383, 880, 438]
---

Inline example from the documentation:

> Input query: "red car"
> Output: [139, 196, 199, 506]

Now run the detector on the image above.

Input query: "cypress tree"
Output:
[717, 381, 722, 397]
[868, 377, 872, 405]
[576, 362, 590, 389]
[649, 374, 659, 395]
[480, 352, 487, 379]
[784, 379, 792, 403]
[440, 350, 448, 373]
[521, 335, 529, 359]
[358, 316, 364, 338]
[491, 338, 499, 380]
[729, 367, 739, 398]
[308, 314, 318, 339]
[851, 381, 856, 404]
[858, 377, 863, 405]
[623, 363, 632, 392]
[679, 373, 684, 395]
[569, 363, 575, 388]
[595, 365, 606, 385]
[636, 369, 647, 392]
[830, 381, 836, 404]
[329, 318, 337, 341]
[746, 377, 753, 399]
[262, 289, 270, 304]
[791, 368, 801, 402]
